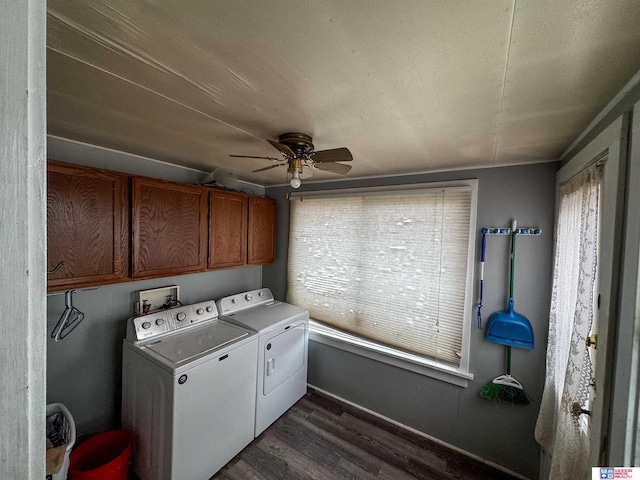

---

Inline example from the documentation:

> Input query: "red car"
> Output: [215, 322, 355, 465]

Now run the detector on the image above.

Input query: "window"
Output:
[287, 181, 477, 385]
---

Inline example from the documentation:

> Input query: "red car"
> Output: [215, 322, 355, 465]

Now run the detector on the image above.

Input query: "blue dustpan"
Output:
[485, 222, 534, 350]
[486, 297, 534, 349]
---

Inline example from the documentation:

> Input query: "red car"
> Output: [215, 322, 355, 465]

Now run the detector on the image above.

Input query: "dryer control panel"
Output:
[126, 300, 219, 343]
[216, 288, 275, 315]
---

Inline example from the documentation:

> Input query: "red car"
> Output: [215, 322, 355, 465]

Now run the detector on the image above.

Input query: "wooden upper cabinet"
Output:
[132, 177, 208, 278]
[47, 160, 130, 291]
[48, 160, 274, 288]
[248, 196, 277, 265]
[208, 190, 248, 269]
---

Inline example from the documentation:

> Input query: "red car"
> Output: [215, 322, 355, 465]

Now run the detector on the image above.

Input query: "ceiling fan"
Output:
[230, 133, 353, 188]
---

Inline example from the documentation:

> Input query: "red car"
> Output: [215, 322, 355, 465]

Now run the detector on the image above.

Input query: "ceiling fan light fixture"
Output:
[231, 133, 352, 190]
[290, 170, 302, 189]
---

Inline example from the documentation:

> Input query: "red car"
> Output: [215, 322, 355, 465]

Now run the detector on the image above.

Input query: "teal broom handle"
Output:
[507, 221, 516, 376]
[509, 220, 516, 299]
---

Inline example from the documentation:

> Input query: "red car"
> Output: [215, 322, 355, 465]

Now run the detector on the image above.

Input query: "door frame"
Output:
[1, 1, 47, 478]
[608, 101, 640, 466]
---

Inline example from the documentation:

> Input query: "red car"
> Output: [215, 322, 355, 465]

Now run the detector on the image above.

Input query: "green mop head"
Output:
[480, 374, 530, 405]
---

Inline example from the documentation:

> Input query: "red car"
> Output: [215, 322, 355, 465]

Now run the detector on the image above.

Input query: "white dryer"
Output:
[122, 299, 257, 480]
[216, 288, 309, 437]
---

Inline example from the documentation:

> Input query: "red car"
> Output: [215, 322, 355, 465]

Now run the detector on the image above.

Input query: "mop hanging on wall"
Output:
[476, 230, 486, 329]
[479, 220, 540, 404]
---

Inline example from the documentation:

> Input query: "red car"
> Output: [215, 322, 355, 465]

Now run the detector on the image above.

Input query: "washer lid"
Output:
[143, 320, 251, 364]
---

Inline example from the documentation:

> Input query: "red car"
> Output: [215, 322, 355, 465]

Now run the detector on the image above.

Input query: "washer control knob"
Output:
[142, 321, 151, 329]
[232, 298, 238, 304]
[196, 308, 204, 315]
[206, 306, 214, 313]
[245, 294, 253, 301]
[258, 291, 264, 297]
[177, 312, 187, 321]
[155, 319, 164, 326]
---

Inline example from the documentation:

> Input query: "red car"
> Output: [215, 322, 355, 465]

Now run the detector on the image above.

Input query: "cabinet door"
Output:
[208, 190, 248, 269]
[132, 178, 208, 278]
[47, 160, 130, 291]
[248, 197, 277, 265]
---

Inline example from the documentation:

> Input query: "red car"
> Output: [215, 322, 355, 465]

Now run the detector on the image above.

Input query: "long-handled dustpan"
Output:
[485, 221, 534, 349]
[481, 221, 532, 404]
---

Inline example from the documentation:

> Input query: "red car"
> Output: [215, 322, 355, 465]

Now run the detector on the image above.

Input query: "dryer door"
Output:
[263, 324, 306, 395]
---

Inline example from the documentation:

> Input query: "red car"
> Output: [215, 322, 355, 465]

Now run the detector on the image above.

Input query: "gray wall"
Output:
[264, 162, 558, 479]
[46, 137, 264, 436]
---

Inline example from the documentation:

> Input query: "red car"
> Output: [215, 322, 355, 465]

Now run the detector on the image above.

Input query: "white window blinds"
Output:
[287, 186, 474, 366]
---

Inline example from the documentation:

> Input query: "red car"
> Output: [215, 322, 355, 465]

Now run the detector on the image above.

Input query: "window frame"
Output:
[288, 179, 478, 387]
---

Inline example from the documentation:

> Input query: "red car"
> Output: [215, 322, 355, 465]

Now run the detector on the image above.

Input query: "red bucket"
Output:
[68, 430, 131, 480]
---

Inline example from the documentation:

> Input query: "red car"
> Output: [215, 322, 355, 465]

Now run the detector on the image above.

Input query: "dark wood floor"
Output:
[211, 390, 520, 480]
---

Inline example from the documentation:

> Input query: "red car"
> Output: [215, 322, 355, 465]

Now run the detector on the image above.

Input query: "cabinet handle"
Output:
[48, 261, 65, 275]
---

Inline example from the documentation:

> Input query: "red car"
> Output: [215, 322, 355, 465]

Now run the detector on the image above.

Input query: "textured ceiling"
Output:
[47, 0, 640, 186]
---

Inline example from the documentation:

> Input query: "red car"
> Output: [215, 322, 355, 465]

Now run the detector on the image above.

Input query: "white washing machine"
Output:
[216, 288, 309, 437]
[122, 299, 257, 480]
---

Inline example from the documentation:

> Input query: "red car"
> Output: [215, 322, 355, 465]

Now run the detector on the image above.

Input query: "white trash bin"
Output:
[46, 403, 76, 480]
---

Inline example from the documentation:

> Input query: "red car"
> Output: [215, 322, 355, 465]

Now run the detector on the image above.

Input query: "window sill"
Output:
[309, 320, 474, 388]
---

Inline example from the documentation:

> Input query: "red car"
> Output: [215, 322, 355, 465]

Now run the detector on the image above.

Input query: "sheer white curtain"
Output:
[535, 164, 602, 479]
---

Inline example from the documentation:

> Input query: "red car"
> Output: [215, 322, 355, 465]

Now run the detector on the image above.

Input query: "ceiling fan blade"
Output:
[252, 163, 287, 173]
[230, 154, 282, 161]
[312, 147, 353, 163]
[267, 140, 296, 158]
[314, 162, 352, 175]
[301, 165, 314, 179]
